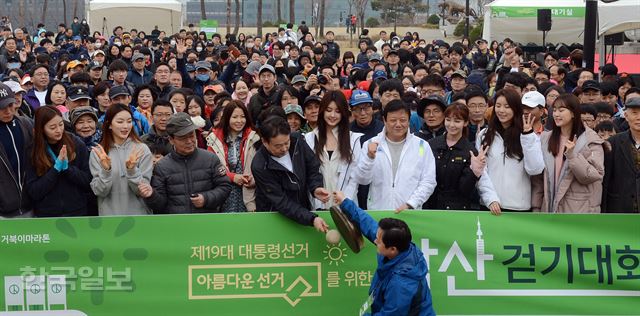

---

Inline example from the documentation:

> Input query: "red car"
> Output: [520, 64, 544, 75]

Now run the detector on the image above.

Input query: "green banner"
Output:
[0, 211, 638, 315]
[199, 20, 219, 38]
[491, 6, 586, 18]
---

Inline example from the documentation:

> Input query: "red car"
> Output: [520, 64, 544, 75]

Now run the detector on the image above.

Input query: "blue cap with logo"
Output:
[349, 89, 373, 107]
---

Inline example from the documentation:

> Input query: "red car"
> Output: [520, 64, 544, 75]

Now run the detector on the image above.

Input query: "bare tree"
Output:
[73, 0, 78, 19]
[257, 0, 263, 37]
[289, 0, 295, 23]
[356, 0, 369, 31]
[233, 0, 240, 34]
[200, 0, 207, 20]
[318, 0, 325, 38]
[18, 0, 25, 28]
[41, 0, 48, 25]
[226, 0, 231, 34]
[277, 0, 282, 22]
[62, 0, 68, 26]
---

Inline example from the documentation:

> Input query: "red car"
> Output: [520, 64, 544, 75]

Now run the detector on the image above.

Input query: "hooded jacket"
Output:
[339, 198, 436, 316]
[89, 138, 153, 215]
[304, 128, 363, 209]
[534, 129, 604, 213]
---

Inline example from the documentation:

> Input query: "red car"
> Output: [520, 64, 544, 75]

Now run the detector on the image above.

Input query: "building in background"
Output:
[1, 0, 87, 33]
[184, 0, 378, 28]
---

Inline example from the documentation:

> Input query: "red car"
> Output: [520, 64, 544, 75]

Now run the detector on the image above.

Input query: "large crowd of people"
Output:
[0, 19, 638, 225]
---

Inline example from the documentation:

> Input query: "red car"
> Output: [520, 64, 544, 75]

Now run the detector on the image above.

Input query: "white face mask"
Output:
[114, 41, 121, 47]
[95, 42, 102, 48]
[246, 43, 254, 49]
[170, 40, 176, 46]
[196, 47, 203, 52]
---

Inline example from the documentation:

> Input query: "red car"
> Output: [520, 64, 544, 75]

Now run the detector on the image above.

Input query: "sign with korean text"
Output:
[491, 6, 586, 18]
[0, 212, 638, 315]
[199, 20, 219, 38]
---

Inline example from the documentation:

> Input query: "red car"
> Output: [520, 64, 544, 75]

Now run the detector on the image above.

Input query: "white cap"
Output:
[3, 80, 26, 94]
[521, 91, 545, 108]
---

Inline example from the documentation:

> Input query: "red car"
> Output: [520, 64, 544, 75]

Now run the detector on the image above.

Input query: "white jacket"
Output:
[305, 128, 363, 209]
[476, 129, 545, 210]
[353, 128, 436, 210]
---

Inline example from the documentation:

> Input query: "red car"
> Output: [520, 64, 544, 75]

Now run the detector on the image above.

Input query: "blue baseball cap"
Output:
[349, 89, 373, 107]
[372, 70, 387, 81]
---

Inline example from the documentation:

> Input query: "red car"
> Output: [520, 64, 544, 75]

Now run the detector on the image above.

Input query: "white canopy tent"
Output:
[598, 0, 640, 36]
[482, 0, 586, 45]
[87, 0, 183, 36]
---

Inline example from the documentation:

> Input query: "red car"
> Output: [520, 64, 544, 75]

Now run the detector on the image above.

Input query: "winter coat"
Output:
[0, 116, 33, 216]
[145, 148, 232, 214]
[602, 131, 640, 213]
[248, 88, 278, 124]
[535, 129, 604, 213]
[476, 129, 545, 210]
[89, 139, 153, 215]
[353, 128, 437, 210]
[251, 132, 324, 225]
[25, 134, 92, 217]
[206, 128, 261, 211]
[339, 198, 436, 316]
[304, 128, 363, 209]
[426, 134, 479, 210]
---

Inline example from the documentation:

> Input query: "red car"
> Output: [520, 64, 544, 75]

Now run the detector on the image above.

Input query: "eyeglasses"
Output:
[467, 103, 487, 109]
[351, 105, 372, 113]
[421, 89, 442, 96]
[33, 72, 49, 77]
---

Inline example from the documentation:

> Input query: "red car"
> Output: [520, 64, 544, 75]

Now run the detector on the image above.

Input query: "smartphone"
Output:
[230, 47, 241, 58]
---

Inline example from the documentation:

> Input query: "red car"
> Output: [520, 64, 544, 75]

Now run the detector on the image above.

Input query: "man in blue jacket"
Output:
[333, 190, 436, 316]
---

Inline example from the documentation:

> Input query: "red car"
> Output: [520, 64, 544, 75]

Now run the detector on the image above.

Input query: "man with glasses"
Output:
[580, 80, 603, 104]
[415, 95, 447, 141]
[465, 89, 489, 143]
[151, 62, 175, 101]
[139, 112, 231, 213]
[349, 89, 384, 209]
[24, 64, 50, 110]
[141, 99, 174, 155]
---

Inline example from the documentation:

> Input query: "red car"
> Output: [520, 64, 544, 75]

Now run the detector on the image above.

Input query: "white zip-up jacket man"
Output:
[353, 128, 437, 210]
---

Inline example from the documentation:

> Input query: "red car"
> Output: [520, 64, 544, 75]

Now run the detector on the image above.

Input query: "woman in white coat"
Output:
[305, 91, 363, 209]
[477, 88, 545, 214]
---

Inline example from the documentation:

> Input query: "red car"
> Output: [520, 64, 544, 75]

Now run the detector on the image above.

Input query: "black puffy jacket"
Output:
[251, 132, 323, 226]
[425, 135, 479, 210]
[145, 148, 232, 214]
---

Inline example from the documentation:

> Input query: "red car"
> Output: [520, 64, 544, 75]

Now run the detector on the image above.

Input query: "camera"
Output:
[317, 74, 329, 85]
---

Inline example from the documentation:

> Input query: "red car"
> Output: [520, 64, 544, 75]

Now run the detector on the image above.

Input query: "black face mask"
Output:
[275, 67, 285, 75]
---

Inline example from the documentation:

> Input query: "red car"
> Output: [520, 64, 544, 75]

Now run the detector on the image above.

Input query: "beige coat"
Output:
[534, 128, 605, 213]
[206, 129, 261, 212]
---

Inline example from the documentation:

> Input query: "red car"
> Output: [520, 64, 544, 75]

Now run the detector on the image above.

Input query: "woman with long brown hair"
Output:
[89, 103, 153, 216]
[206, 100, 260, 212]
[25, 106, 92, 217]
[304, 90, 363, 209]
[535, 94, 604, 213]
[477, 88, 545, 215]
